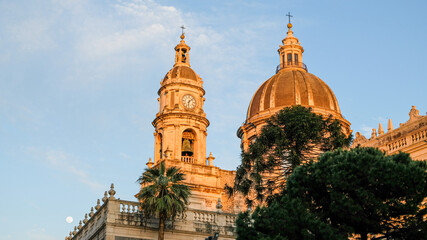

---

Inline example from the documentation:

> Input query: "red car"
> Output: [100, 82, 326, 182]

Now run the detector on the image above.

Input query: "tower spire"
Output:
[174, 26, 191, 67]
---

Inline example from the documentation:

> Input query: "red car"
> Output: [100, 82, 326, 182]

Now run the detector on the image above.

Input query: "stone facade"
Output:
[353, 105, 427, 161]
[65, 33, 241, 240]
[66, 184, 237, 240]
[65, 23, 425, 240]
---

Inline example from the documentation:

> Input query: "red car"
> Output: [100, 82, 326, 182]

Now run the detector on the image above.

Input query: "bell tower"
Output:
[152, 31, 209, 166]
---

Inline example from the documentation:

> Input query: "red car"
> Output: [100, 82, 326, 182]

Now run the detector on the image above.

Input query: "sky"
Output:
[0, 0, 426, 239]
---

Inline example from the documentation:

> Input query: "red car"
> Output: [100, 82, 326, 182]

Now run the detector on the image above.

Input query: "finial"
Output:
[89, 207, 94, 217]
[378, 123, 384, 135]
[69, 232, 72, 238]
[164, 146, 173, 159]
[95, 199, 101, 211]
[207, 152, 215, 166]
[83, 213, 88, 224]
[146, 157, 154, 169]
[387, 119, 393, 132]
[73, 226, 77, 235]
[102, 191, 108, 203]
[180, 25, 186, 39]
[108, 183, 116, 199]
[216, 198, 223, 211]
[286, 12, 293, 29]
[77, 220, 82, 230]
[371, 128, 377, 139]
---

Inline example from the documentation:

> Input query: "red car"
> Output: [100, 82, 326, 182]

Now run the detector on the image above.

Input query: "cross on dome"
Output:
[180, 25, 186, 39]
[286, 12, 293, 24]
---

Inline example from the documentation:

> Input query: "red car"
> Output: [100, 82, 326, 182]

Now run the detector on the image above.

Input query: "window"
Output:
[294, 54, 298, 64]
[287, 53, 292, 64]
[181, 49, 187, 63]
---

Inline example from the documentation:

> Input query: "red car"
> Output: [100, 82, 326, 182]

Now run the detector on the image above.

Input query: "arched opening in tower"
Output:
[181, 129, 195, 157]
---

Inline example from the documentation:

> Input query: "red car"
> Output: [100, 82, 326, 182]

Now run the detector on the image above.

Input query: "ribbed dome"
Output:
[247, 69, 341, 120]
[238, 23, 351, 152]
[163, 66, 198, 81]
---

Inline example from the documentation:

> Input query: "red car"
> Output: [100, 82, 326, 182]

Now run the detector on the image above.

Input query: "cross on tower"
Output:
[180, 25, 186, 35]
[286, 12, 293, 24]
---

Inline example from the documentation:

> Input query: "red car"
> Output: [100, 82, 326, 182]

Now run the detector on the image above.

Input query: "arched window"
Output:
[181, 130, 195, 157]
[181, 49, 187, 63]
[155, 133, 163, 160]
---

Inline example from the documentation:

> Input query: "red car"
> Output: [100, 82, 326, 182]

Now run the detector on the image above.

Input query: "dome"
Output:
[238, 22, 351, 151]
[163, 66, 198, 82]
[247, 69, 341, 121]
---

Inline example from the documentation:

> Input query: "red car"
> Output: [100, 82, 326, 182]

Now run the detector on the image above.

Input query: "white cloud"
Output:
[118, 152, 130, 160]
[27, 227, 56, 240]
[76, 0, 184, 59]
[27, 147, 104, 191]
[360, 125, 373, 136]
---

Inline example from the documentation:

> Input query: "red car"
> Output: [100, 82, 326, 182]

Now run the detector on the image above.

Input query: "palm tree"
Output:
[136, 162, 190, 240]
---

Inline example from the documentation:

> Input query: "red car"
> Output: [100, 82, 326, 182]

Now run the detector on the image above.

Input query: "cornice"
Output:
[152, 112, 210, 127]
[158, 81, 205, 96]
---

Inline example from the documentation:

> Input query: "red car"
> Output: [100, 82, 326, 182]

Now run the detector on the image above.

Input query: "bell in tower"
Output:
[182, 139, 193, 156]
[181, 130, 194, 157]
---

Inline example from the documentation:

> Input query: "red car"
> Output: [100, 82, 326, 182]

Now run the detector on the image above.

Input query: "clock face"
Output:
[182, 94, 196, 109]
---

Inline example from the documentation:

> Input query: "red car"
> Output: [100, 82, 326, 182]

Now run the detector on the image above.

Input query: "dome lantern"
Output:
[174, 25, 191, 67]
[277, 14, 306, 73]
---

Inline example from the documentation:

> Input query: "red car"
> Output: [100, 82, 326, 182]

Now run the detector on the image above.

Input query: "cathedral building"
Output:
[353, 105, 427, 161]
[65, 21, 425, 240]
[65, 32, 242, 240]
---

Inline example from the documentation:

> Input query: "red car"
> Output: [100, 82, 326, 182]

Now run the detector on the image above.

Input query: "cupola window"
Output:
[287, 53, 292, 65]
[294, 54, 298, 64]
[181, 49, 187, 63]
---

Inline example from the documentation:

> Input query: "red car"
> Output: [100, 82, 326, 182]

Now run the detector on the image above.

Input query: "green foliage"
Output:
[136, 162, 190, 240]
[287, 148, 427, 239]
[236, 195, 346, 240]
[237, 147, 427, 240]
[230, 106, 351, 206]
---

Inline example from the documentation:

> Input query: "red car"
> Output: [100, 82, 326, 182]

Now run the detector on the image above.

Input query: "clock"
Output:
[182, 94, 196, 109]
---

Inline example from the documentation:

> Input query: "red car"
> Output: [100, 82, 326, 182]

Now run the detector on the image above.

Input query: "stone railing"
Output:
[66, 184, 237, 240]
[66, 184, 117, 240]
[387, 137, 408, 152]
[276, 62, 308, 73]
[386, 127, 427, 154]
[193, 210, 216, 223]
[181, 156, 195, 163]
[411, 128, 427, 144]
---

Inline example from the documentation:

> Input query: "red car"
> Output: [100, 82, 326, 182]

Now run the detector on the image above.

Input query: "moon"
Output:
[66, 216, 73, 223]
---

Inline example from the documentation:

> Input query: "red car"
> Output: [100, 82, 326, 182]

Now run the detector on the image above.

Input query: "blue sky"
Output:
[1, 0, 426, 239]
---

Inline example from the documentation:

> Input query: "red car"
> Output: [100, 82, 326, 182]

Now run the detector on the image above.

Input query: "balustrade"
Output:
[193, 211, 216, 223]
[67, 183, 237, 239]
[181, 156, 195, 163]
[276, 62, 308, 73]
